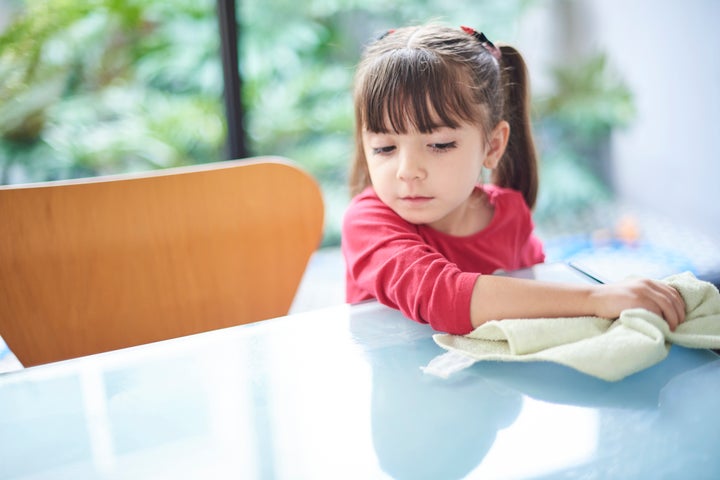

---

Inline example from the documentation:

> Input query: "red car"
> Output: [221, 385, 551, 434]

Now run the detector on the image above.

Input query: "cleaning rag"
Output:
[424, 272, 720, 381]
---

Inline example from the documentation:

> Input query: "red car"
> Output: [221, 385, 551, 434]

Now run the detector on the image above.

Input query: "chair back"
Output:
[0, 157, 324, 366]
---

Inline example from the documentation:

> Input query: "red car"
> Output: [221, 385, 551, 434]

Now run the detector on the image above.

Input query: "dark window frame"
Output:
[217, 0, 248, 160]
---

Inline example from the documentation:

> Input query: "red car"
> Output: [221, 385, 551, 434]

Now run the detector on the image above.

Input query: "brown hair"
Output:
[349, 24, 538, 208]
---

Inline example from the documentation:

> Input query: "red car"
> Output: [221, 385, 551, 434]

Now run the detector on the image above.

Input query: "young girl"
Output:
[341, 23, 685, 335]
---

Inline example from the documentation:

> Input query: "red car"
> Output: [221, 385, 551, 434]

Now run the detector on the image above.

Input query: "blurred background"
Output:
[1, 0, 719, 289]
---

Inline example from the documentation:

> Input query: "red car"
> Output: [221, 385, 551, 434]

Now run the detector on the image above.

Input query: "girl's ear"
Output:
[483, 120, 510, 169]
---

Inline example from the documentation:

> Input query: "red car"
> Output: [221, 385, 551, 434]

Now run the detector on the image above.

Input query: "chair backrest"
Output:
[0, 157, 324, 367]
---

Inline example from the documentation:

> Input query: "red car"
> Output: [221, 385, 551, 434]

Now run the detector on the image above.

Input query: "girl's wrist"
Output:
[585, 284, 621, 319]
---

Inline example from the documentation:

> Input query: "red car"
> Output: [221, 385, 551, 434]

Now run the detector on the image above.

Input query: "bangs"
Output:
[358, 48, 480, 134]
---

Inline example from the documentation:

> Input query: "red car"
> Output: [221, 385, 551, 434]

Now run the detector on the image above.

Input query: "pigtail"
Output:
[494, 45, 539, 209]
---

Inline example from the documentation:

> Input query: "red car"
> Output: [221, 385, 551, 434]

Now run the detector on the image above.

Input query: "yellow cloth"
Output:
[425, 272, 720, 381]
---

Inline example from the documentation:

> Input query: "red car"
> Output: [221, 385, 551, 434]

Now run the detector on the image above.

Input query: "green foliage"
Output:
[0, 0, 224, 183]
[534, 146, 612, 223]
[535, 52, 635, 141]
[532, 52, 636, 224]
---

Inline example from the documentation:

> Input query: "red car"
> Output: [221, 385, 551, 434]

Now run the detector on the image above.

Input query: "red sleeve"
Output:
[341, 191, 479, 335]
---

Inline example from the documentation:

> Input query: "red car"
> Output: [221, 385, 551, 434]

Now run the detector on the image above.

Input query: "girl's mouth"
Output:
[400, 196, 433, 204]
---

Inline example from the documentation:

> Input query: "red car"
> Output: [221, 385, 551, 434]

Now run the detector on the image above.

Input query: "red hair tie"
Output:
[377, 29, 395, 41]
[461, 26, 502, 60]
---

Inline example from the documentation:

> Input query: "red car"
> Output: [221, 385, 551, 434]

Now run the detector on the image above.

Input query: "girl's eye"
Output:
[372, 146, 396, 155]
[429, 141, 457, 152]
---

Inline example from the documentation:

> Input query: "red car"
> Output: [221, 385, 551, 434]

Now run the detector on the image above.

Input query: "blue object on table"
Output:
[540, 205, 720, 287]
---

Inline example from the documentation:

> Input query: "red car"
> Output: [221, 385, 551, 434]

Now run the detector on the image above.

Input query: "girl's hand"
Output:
[589, 279, 686, 330]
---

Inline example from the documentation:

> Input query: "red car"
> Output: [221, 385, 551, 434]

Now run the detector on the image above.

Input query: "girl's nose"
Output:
[396, 151, 425, 181]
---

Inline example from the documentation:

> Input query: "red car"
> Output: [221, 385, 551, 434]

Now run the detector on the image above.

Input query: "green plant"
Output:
[535, 52, 636, 140]
[533, 52, 636, 224]
[0, 0, 224, 183]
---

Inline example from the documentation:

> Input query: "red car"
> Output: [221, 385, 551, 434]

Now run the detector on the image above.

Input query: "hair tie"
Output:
[377, 29, 395, 41]
[460, 26, 501, 60]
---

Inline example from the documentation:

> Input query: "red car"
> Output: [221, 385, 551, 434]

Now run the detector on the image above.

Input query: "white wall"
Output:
[519, 0, 720, 241]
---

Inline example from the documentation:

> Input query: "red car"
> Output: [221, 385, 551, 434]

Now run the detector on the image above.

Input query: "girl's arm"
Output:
[470, 275, 686, 330]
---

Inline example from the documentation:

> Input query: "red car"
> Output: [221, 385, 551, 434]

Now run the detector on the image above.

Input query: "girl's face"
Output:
[362, 120, 508, 236]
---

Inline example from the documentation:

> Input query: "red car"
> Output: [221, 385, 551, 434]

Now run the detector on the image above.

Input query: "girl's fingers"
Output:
[651, 282, 685, 331]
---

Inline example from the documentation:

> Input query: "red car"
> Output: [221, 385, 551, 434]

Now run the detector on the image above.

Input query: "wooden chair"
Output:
[0, 157, 324, 367]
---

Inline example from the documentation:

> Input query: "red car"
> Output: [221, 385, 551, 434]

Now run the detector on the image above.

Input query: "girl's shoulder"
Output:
[346, 186, 387, 215]
[344, 186, 410, 228]
[480, 184, 529, 211]
[342, 187, 422, 250]
[349, 185, 381, 204]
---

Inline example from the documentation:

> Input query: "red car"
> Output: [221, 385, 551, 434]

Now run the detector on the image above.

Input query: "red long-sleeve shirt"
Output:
[342, 185, 545, 334]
